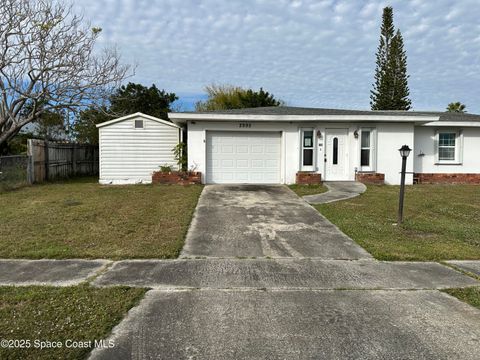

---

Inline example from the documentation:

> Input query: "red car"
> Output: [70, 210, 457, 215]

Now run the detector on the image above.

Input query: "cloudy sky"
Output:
[74, 0, 480, 112]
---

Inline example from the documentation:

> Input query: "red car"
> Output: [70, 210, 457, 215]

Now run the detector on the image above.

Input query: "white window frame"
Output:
[435, 129, 463, 165]
[300, 128, 315, 171]
[359, 127, 376, 172]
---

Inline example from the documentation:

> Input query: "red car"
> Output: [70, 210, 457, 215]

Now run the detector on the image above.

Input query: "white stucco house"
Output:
[97, 112, 182, 184]
[168, 107, 480, 185]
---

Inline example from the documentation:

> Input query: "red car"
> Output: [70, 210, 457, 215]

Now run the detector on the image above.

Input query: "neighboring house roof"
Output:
[96, 112, 182, 129]
[169, 106, 480, 126]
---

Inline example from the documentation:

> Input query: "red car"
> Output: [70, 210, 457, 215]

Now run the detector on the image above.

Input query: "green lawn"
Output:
[288, 184, 328, 197]
[443, 287, 480, 310]
[0, 285, 146, 360]
[316, 185, 480, 261]
[0, 178, 203, 259]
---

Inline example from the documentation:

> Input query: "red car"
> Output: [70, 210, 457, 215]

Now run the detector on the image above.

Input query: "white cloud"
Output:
[73, 0, 480, 112]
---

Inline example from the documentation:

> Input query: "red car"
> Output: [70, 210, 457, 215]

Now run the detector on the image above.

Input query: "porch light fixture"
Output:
[353, 130, 359, 139]
[397, 145, 411, 224]
[316, 130, 322, 138]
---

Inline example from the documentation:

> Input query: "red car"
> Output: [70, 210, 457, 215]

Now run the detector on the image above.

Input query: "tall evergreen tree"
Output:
[388, 30, 411, 110]
[370, 7, 411, 110]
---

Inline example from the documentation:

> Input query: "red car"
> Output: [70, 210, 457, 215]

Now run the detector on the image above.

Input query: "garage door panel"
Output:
[206, 131, 281, 184]
[236, 159, 249, 168]
[221, 159, 234, 168]
[251, 145, 263, 153]
[251, 159, 263, 168]
[221, 145, 234, 153]
[265, 144, 280, 153]
[236, 145, 248, 153]
[265, 159, 279, 168]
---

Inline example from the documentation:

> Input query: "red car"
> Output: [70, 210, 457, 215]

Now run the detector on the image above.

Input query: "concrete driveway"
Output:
[85, 185, 480, 359]
[181, 185, 371, 259]
[90, 289, 480, 360]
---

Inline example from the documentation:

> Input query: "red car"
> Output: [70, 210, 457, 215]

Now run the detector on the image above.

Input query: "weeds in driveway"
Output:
[443, 287, 480, 310]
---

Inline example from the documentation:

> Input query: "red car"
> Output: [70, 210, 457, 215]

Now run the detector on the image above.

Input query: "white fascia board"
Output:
[422, 121, 480, 127]
[168, 112, 439, 123]
[97, 112, 182, 128]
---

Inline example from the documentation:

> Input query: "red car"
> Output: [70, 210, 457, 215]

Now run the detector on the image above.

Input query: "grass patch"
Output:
[0, 177, 203, 259]
[443, 287, 480, 310]
[0, 285, 146, 360]
[288, 184, 328, 197]
[316, 185, 480, 261]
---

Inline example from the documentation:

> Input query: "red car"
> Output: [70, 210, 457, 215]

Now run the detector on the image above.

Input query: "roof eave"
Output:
[167, 112, 439, 123]
[422, 121, 480, 127]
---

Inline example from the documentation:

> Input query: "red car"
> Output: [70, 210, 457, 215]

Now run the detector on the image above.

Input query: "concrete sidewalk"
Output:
[0, 258, 478, 290]
[0, 259, 110, 286]
[446, 260, 480, 278]
[92, 258, 479, 290]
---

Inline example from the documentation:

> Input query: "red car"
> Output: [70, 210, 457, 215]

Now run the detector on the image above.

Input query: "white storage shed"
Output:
[97, 112, 182, 184]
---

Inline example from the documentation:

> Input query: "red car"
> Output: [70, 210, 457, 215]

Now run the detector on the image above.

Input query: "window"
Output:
[332, 137, 338, 165]
[361, 131, 370, 167]
[301, 129, 314, 168]
[135, 120, 144, 129]
[438, 133, 456, 161]
[359, 128, 376, 171]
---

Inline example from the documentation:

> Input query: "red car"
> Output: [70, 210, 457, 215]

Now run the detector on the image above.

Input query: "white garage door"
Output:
[206, 131, 281, 184]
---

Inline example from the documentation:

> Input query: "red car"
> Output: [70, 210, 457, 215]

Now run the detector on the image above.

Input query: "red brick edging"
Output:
[355, 172, 385, 185]
[152, 171, 202, 185]
[296, 172, 322, 185]
[414, 173, 480, 184]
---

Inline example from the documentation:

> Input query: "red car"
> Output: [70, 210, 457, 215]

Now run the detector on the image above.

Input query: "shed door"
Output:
[206, 131, 281, 184]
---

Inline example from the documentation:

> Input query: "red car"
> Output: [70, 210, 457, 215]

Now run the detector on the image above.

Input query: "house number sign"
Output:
[239, 123, 252, 128]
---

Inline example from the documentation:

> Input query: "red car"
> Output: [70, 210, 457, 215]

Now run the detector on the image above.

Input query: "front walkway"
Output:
[303, 181, 366, 204]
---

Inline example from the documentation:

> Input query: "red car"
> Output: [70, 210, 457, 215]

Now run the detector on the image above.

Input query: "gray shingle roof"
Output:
[185, 106, 480, 122]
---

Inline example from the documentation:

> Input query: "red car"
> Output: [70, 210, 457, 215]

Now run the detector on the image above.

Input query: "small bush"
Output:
[159, 164, 172, 173]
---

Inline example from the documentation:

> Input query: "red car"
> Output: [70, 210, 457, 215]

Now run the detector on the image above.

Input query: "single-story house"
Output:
[168, 107, 480, 185]
[97, 112, 182, 184]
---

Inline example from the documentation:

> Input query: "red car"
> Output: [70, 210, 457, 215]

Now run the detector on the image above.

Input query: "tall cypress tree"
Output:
[370, 7, 411, 110]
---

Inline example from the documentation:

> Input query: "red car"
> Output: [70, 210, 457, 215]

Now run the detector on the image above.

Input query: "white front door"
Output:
[206, 131, 281, 184]
[325, 129, 349, 181]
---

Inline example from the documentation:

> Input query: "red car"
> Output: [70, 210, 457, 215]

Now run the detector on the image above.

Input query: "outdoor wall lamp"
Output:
[353, 130, 359, 139]
[316, 130, 322, 138]
[397, 145, 411, 224]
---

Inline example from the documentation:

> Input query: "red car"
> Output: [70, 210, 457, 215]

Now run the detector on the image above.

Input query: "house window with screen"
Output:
[438, 133, 456, 161]
[301, 129, 314, 168]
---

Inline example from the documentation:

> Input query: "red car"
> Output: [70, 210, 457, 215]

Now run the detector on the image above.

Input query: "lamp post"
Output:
[397, 145, 411, 224]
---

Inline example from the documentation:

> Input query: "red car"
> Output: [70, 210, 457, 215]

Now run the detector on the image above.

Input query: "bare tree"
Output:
[0, 0, 130, 146]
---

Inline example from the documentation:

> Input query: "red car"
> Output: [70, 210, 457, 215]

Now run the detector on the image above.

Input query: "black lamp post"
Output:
[398, 145, 411, 224]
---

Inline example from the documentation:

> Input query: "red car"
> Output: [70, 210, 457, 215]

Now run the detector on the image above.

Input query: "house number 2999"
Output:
[239, 123, 252, 128]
